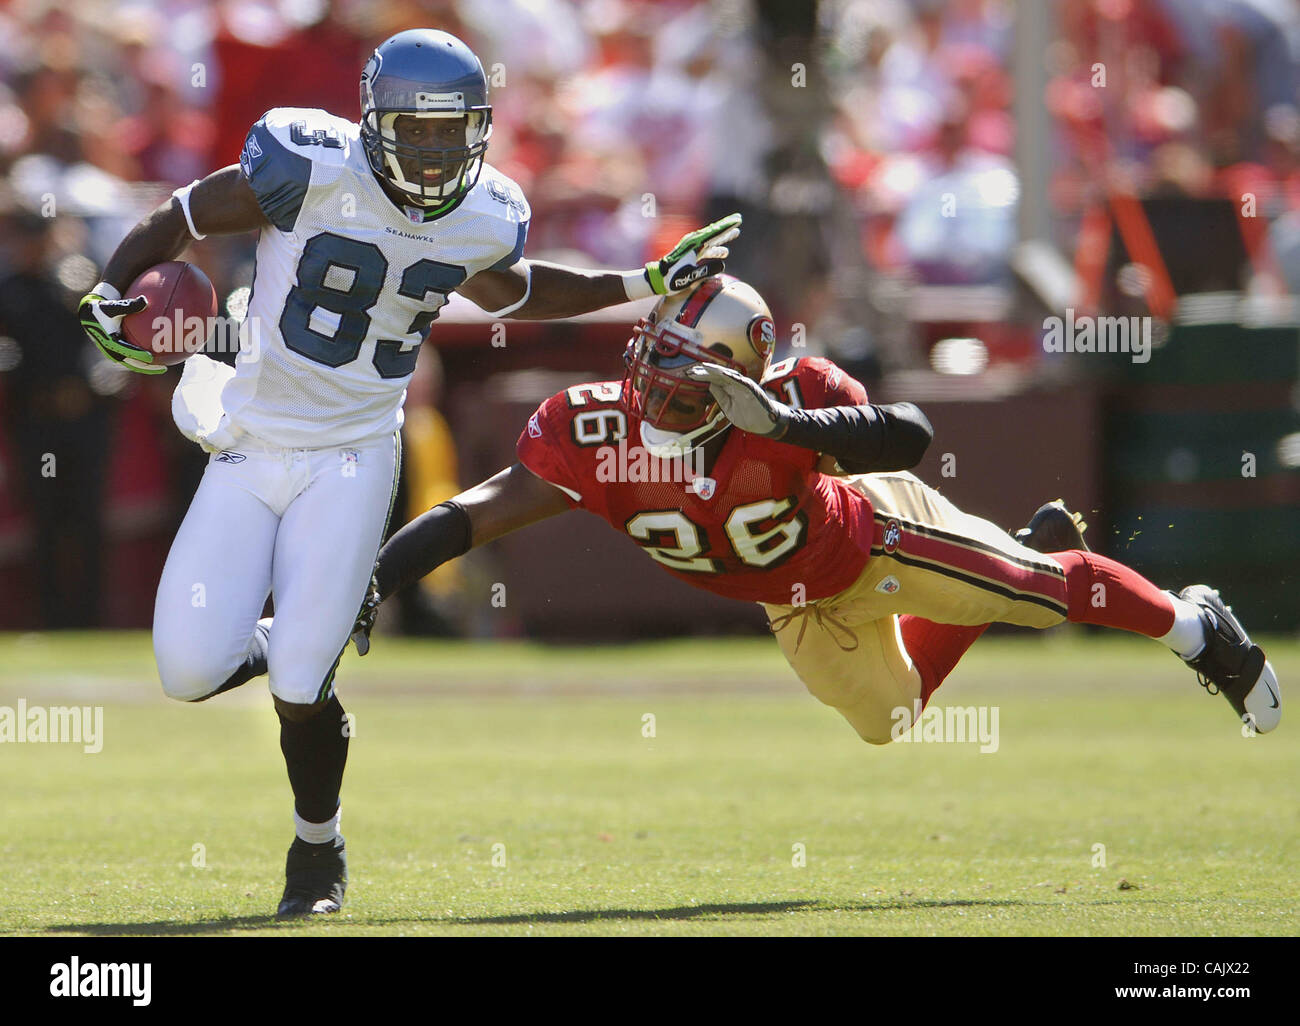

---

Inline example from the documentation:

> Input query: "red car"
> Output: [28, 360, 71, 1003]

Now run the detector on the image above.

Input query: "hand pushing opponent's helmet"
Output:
[360, 28, 492, 217]
[622, 274, 776, 459]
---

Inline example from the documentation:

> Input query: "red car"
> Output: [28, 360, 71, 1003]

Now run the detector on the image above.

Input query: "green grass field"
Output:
[0, 629, 1296, 936]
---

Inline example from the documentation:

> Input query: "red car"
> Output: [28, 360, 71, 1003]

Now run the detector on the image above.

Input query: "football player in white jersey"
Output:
[78, 28, 741, 918]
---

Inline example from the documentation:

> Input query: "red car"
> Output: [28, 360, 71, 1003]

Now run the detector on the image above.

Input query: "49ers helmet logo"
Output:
[747, 315, 775, 359]
[882, 518, 902, 554]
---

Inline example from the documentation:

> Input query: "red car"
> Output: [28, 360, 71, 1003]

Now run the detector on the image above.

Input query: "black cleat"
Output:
[1179, 585, 1281, 734]
[1014, 500, 1090, 553]
[276, 835, 348, 918]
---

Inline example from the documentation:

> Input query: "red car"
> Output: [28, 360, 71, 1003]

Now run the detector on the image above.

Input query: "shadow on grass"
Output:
[39, 896, 1041, 934]
[447, 896, 1035, 926]
[44, 915, 293, 936]
[444, 899, 821, 926]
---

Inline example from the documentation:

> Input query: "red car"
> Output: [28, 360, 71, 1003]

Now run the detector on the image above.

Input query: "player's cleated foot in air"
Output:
[1015, 500, 1090, 553]
[1179, 585, 1280, 734]
[276, 835, 348, 918]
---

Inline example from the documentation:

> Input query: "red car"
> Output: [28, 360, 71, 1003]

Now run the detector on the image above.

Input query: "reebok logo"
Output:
[239, 134, 262, 177]
[215, 451, 246, 464]
[671, 265, 710, 290]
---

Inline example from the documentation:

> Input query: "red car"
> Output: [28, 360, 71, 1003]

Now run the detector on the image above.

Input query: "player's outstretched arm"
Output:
[351, 460, 569, 652]
[372, 462, 572, 603]
[82, 166, 270, 373]
[455, 214, 742, 320]
[689, 363, 933, 473]
[351, 462, 571, 654]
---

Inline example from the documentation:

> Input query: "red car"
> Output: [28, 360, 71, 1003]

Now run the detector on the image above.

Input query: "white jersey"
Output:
[218, 107, 529, 448]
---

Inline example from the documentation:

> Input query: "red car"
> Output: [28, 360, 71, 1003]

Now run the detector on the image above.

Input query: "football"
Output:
[120, 260, 218, 366]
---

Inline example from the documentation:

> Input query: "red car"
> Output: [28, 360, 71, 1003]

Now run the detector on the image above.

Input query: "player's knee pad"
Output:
[153, 633, 238, 703]
[842, 701, 907, 746]
[268, 657, 341, 707]
[804, 678, 906, 746]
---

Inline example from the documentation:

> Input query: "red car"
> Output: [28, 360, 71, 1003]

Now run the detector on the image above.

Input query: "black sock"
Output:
[196, 620, 269, 702]
[278, 693, 349, 826]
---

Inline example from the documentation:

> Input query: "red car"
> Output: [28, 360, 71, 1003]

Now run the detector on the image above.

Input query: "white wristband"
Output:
[171, 180, 207, 241]
[621, 267, 654, 301]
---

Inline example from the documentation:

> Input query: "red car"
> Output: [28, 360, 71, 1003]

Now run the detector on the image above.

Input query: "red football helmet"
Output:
[622, 274, 776, 458]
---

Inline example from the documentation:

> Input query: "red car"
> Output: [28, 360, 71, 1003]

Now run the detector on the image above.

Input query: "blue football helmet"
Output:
[360, 28, 492, 217]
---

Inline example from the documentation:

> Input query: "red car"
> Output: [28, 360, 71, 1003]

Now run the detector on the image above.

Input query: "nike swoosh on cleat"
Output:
[1265, 681, 1280, 709]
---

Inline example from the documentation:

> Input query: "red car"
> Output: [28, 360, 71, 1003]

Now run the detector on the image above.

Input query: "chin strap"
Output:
[639, 410, 729, 459]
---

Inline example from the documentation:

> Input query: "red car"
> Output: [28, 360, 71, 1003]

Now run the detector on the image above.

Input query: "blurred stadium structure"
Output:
[0, 0, 1296, 635]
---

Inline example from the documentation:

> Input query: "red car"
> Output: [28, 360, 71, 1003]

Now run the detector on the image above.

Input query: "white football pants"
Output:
[153, 433, 399, 705]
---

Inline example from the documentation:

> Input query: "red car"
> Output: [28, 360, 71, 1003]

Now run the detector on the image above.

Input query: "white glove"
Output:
[687, 363, 791, 438]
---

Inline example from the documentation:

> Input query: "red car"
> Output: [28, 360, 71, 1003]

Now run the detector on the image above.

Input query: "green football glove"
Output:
[644, 213, 742, 295]
[79, 281, 164, 375]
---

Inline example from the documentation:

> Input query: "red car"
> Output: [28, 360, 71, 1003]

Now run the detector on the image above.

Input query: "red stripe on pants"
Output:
[905, 531, 1067, 610]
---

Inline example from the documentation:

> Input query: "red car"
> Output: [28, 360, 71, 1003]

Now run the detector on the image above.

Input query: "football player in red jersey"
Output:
[360, 276, 1281, 740]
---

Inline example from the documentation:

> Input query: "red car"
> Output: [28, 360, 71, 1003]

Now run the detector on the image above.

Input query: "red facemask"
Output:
[621, 317, 747, 432]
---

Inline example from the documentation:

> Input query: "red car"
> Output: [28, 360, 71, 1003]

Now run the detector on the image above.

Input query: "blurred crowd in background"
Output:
[0, 0, 1297, 631]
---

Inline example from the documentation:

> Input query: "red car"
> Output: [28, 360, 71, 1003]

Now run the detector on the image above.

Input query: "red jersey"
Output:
[516, 357, 877, 604]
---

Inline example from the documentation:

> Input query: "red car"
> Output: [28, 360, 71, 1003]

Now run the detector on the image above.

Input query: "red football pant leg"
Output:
[1051, 550, 1175, 637]
[899, 616, 989, 708]
[898, 551, 1177, 706]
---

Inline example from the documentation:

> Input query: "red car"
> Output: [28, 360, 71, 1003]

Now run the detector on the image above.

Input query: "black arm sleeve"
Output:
[373, 501, 472, 601]
[778, 402, 933, 473]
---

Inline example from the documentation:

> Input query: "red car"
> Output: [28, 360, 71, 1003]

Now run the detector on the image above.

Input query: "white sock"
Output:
[1159, 593, 1207, 659]
[294, 807, 341, 846]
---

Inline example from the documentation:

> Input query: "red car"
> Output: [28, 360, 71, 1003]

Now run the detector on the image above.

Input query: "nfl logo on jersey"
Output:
[690, 476, 717, 500]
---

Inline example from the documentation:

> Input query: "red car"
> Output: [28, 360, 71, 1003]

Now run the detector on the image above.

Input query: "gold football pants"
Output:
[761, 472, 1069, 743]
